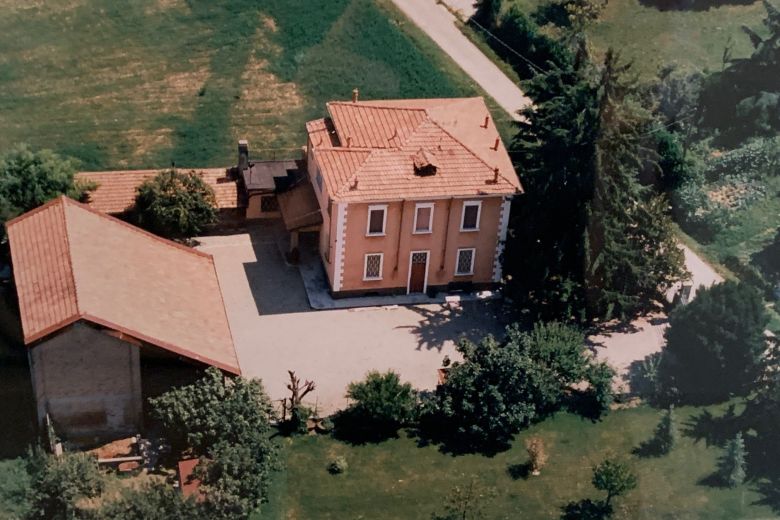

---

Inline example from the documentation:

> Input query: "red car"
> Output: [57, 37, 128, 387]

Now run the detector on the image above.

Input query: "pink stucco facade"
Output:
[307, 141, 512, 296]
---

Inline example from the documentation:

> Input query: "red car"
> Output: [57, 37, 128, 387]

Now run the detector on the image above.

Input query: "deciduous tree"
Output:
[134, 169, 217, 239]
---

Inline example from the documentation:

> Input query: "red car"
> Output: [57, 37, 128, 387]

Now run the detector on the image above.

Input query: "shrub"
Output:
[659, 281, 770, 404]
[148, 367, 277, 456]
[656, 129, 692, 191]
[671, 179, 731, 243]
[341, 371, 417, 441]
[99, 483, 203, 520]
[702, 137, 780, 183]
[196, 441, 278, 519]
[591, 458, 637, 506]
[25, 450, 104, 520]
[427, 322, 604, 451]
[525, 436, 548, 475]
[327, 456, 348, 475]
[719, 432, 748, 488]
[134, 169, 218, 239]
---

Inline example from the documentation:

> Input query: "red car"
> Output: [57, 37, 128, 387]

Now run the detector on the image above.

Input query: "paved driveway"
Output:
[198, 222, 509, 415]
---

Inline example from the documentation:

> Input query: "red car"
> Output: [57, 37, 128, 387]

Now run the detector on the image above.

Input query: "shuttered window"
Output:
[455, 248, 475, 275]
[364, 253, 383, 280]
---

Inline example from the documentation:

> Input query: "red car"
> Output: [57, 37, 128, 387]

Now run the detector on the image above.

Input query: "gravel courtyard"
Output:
[197, 222, 509, 415]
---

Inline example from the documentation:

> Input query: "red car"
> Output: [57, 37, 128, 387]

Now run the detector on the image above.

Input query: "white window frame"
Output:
[363, 252, 384, 281]
[455, 248, 476, 276]
[366, 204, 388, 236]
[460, 200, 482, 232]
[412, 202, 434, 234]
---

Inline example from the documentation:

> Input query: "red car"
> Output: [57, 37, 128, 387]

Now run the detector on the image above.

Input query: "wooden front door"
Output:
[409, 252, 428, 293]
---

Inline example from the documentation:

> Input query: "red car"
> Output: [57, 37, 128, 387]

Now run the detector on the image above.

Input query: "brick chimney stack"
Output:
[238, 140, 249, 171]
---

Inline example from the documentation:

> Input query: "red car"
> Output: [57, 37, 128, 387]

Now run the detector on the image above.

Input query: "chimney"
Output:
[492, 137, 500, 151]
[352, 88, 359, 103]
[482, 115, 490, 128]
[238, 140, 249, 171]
[493, 168, 500, 184]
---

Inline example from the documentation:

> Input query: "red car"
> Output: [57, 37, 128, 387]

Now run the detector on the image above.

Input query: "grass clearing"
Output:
[267, 404, 775, 519]
[0, 0, 512, 170]
[508, 0, 767, 79]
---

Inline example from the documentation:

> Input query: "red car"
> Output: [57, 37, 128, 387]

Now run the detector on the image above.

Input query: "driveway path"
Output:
[590, 245, 724, 393]
[390, 0, 531, 119]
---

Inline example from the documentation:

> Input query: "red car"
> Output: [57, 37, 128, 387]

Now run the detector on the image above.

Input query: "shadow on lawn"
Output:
[638, 0, 757, 11]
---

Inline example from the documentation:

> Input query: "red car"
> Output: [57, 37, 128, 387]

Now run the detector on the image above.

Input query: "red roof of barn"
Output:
[306, 97, 522, 202]
[6, 196, 240, 374]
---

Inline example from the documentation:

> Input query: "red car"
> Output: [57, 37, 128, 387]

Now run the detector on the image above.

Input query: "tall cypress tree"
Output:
[586, 50, 687, 319]
[507, 47, 686, 321]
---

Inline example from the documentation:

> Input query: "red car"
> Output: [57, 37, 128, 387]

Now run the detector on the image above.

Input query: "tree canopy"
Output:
[659, 281, 770, 404]
[0, 144, 93, 228]
[428, 322, 614, 451]
[134, 169, 218, 239]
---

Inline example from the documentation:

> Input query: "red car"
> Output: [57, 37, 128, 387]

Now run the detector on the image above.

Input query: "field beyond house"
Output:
[0, 0, 511, 170]
[509, 0, 767, 78]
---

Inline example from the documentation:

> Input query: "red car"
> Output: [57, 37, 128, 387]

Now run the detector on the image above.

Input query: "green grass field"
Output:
[508, 0, 767, 78]
[0, 0, 514, 170]
[265, 405, 776, 520]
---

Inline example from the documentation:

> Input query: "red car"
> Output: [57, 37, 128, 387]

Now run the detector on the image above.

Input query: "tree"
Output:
[429, 322, 609, 451]
[134, 169, 218, 239]
[25, 450, 104, 520]
[591, 458, 637, 506]
[506, 52, 597, 322]
[99, 483, 204, 520]
[719, 432, 748, 487]
[148, 367, 277, 456]
[431, 478, 492, 520]
[507, 49, 686, 322]
[525, 436, 549, 475]
[342, 370, 418, 441]
[655, 406, 679, 454]
[473, 0, 502, 28]
[432, 335, 540, 450]
[585, 50, 688, 319]
[659, 281, 770, 404]
[281, 370, 315, 435]
[196, 441, 278, 520]
[0, 144, 93, 226]
[656, 129, 692, 191]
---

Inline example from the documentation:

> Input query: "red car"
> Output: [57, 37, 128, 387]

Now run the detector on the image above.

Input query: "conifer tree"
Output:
[720, 432, 748, 487]
[654, 405, 679, 454]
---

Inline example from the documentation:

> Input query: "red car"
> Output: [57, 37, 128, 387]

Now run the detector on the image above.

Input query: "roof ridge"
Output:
[207, 255, 241, 374]
[326, 101, 428, 112]
[63, 196, 215, 260]
[58, 196, 82, 315]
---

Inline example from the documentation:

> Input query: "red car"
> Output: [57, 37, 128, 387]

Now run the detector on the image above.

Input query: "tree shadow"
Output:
[632, 437, 666, 458]
[683, 405, 743, 448]
[330, 409, 401, 446]
[637, 0, 758, 11]
[560, 499, 612, 520]
[507, 462, 532, 480]
[697, 471, 729, 488]
[398, 300, 511, 352]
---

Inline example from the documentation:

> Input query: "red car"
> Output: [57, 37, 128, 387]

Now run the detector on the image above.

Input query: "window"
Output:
[366, 205, 387, 236]
[260, 195, 279, 213]
[315, 168, 323, 192]
[455, 248, 475, 276]
[460, 201, 481, 231]
[413, 203, 434, 234]
[364, 253, 383, 280]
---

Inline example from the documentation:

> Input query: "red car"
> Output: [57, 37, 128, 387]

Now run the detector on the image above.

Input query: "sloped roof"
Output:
[6, 196, 240, 374]
[76, 168, 241, 214]
[306, 97, 522, 202]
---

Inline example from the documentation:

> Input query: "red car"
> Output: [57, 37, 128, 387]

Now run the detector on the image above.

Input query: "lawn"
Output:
[266, 404, 776, 519]
[0, 0, 513, 170]
[508, 0, 767, 79]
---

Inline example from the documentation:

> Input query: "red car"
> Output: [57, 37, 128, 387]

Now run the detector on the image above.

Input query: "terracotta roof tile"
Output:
[306, 97, 522, 203]
[6, 197, 240, 374]
[77, 168, 241, 214]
